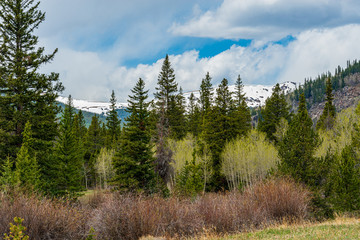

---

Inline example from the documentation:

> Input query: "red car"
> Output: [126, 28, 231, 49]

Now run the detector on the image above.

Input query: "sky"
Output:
[37, 0, 360, 102]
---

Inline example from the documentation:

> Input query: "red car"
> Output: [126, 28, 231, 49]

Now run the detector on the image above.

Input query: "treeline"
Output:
[291, 59, 360, 104]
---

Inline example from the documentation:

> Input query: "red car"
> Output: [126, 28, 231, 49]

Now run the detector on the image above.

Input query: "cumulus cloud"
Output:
[42, 24, 360, 102]
[170, 0, 360, 40]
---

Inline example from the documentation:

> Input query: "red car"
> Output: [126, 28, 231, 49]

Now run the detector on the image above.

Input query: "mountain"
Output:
[56, 81, 298, 117]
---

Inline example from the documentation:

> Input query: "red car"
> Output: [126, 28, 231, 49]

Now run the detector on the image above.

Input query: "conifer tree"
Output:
[50, 96, 83, 197]
[168, 87, 187, 140]
[279, 93, 319, 185]
[316, 78, 336, 131]
[199, 72, 213, 114]
[154, 54, 178, 118]
[259, 84, 290, 143]
[0, 0, 64, 164]
[232, 74, 251, 136]
[187, 93, 201, 137]
[15, 121, 40, 191]
[84, 115, 103, 187]
[112, 78, 156, 193]
[105, 90, 121, 148]
[331, 145, 360, 211]
[202, 78, 234, 191]
[0, 157, 16, 193]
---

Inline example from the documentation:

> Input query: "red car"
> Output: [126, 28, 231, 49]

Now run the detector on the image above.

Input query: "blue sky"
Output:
[38, 0, 360, 102]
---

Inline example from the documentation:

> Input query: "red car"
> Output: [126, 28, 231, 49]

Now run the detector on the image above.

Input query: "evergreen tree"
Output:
[105, 90, 121, 148]
[84, 115, 103, 188]
[202, 78, 234, 191]
[15, 121, 40, 191]
[0, 0, 64, 164]
[49, 96, 83, 197]
[187, 93, 201, 137]
[331, 145, 360, 211]
[112, 78, 156, 193]
[279, 93, 319, 185]
[168, 87, 187, 140]
[154, 55, 177, 185]
[259, 84, 290, 143]
[316, 78, 336, 131]
[232, 74, 251, 136]
[154, 54, 178, 119]
[0, 157, 16, 193]
[199, 72, 213, 114]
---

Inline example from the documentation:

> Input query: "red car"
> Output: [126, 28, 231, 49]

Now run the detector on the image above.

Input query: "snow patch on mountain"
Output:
[56, 81, 298, 114]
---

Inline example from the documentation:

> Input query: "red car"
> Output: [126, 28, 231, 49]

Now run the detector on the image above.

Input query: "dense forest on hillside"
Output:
[1, 0, 360, 239]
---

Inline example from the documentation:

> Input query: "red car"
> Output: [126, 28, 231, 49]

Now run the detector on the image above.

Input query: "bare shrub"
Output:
[90, 178, 310, 239]
[0, 192, 88, 239]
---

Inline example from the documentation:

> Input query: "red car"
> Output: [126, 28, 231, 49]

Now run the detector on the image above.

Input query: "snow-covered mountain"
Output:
[56, 81, 298, 114]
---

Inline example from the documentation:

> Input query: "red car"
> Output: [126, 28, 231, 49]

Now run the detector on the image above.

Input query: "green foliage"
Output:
[330, 145, 360, 211]
[187, 93, 201, 137]
[168, 88, 187, 140]
[95, 148, 115, 189]
[105, 90, 121, 148]
[0, 0, 63, 164]
[199, 72, 213, 114]
[176, 150, 204, 196]
[259, 84, 290, 143]
[86, 227, 97, 240]
[316, 78, 336, 131]
[279, 94, 319, 185]
[4, 217, 29, 240]
[112, 78, 157, 193]
[15, 122, 40, 191]
[48, 96, 83, 197]
[0, 157, 16, 193]
[222, 130, 279, 190]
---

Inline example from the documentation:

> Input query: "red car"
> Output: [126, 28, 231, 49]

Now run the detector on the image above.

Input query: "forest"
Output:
[0, 0, 360, 239]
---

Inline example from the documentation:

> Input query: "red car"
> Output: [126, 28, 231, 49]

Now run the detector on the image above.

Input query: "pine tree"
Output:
[187, 93, 201, 137]
[259, 84, 290, 143]
[15, 121, 40, 191]
[0, 0, 64, 164]
[279, 93, 319, 185]
[112, 78, 156, 193]
[154, 55, 177, 185]
[50, 96, 83, 197]
[105, 90, 121, 148]
[154, 54, 178, 118]
[331, 145, 360, 211]
[168, 87, 187, 140]
[199, 72, 213, 115]
[316, 78, 336, 131]
[202, 78, 234, 191]
[0, 157, 16, 193]
[232, 74, 251, 136]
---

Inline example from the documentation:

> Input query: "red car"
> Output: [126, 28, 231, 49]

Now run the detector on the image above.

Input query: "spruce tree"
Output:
[112, 78, 156, 193]
[279, 93, 319, 185]
[168, 87, 187, 140]
[232, 74, 251, 136]
[199, 72, 213, 114]
[0, 0, 64, 164]
[105, 90, 121, 148]
[316, 78, 336, 131]
[187, 93, 201, 137]
[15, 121, 40, 191]
[259, 84, 290, 143]
[50, 96, 83, 197]
[202, 78, 234, 191]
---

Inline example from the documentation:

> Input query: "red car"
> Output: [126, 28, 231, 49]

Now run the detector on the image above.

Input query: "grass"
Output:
[203, 217, 360, 240]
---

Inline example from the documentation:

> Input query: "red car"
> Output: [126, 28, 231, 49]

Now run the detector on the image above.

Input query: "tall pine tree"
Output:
[49, 96, 83, 197]
[112, 78, 156, 193]
[105, 90, 121, 148]
[0, 0, 64, 164]
[259, 83, 290, 143]
[316, 78, 336, 131]
[279, 93, 319, 185]
[232, 74, 251, 136]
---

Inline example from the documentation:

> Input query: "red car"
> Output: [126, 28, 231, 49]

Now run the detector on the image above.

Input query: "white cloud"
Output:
[43, 24, 360, 103]
[170, 0, 360, 40]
